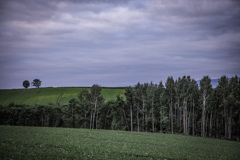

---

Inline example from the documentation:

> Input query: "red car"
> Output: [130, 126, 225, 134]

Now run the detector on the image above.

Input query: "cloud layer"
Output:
[0, 0, 240, 88]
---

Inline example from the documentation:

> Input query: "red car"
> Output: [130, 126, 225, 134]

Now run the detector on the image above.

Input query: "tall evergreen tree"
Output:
[226, 75, 239, 139]
[69, 98, 77, 128]
[125, 87, 135, 131]
[147, 82, 157, 132]
[190, 79, 199, 136]
[158, 81, 165, 133]
[200, 76, 212, 137]
[78, 89, 91, 128]
[90, 84, 103, 129]
[217, 75, 229, 139]
[165, 77, 175, 134]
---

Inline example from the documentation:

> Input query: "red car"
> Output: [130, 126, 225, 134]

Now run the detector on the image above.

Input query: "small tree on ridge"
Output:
[32, 79, 41, 88]
[23, 80, 30, 88]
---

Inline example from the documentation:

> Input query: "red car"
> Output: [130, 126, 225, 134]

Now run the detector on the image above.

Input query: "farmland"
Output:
[0, 87, 125, 106]
[0, 125, 240, 160]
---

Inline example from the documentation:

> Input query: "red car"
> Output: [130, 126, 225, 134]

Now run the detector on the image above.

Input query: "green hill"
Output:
[0, 87, 125, 106]
[1, 125, 240, 160]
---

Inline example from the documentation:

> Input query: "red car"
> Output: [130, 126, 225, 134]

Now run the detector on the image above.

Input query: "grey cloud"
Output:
[0, 0, 240, 89]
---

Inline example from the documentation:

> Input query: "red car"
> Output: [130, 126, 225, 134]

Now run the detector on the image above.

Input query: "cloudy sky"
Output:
[0, 0, 240, 89]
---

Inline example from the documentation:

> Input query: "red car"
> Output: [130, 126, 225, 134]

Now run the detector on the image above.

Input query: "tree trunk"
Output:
[160, 106, 162, 133]
[72, 105, 75, 128]
[177, 99, 180, 131]
[142, 100, 145, 132]
[104, 109, 110, 129]
[96, 109, 98, 129]
[228, 108, 232, 140]
[183, 100, 186, 134]
[146, 115, 148, 132]
[183, 97, 187, 135]
[122, 107, 128, 130]
[209, 111, 213, 137]
[224, 106, 228, 139]
[201, 94, 206, 137]
[237, 112, 240, 141]
[170, 98, 173, 134]
[192, 99, 195, 136]
[188, 103, 191, 135]
[85, 111, 87, 128]
[205, 113, 209, 137]
[137, 105, 139, 132]
[92, 99, 98, 129]
[152, 99, 154, 132]
[179, 104, 182, 132]
[90, 108, 93, 129]
[185, 101, 188, 135]
[215, 108, 219, 138]
[130, 104, 133, 131]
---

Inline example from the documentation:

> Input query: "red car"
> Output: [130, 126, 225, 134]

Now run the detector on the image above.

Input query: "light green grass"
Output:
[0, 126, 240, 160]
[0, 87, 125, 106]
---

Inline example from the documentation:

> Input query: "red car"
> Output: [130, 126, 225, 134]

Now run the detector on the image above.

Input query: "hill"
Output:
[1, 125, 240, 159]
[0, 87, 125, 106]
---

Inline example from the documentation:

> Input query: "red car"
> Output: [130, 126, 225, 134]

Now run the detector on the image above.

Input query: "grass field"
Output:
[0, 87, 125, 106]
[0, 126, 240, 160]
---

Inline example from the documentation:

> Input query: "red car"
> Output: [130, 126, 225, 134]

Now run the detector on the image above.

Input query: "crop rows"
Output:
[1, 126, 240, 159]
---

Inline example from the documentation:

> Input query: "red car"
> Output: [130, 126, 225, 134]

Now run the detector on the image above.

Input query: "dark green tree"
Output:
[23, 80, 30, 89]
[190, 78, 199, 136]
[78, 89, 91, 128]
[165, 77, 175, 134]
[200, 76, 212, 137]
[69, 98, 77, 128]
[32, 79, 41, 88]
[147, 82, 157, 132]
[216, 75, 229, 139]
[225, 75, 239, 140]
[90, 84, 103, 129]
[125, 86, 135, 131]
[135, 83, 142, 132]
[157, 81, 165, 133]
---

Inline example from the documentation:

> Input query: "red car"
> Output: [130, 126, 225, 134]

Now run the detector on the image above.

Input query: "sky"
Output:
[0, 0, 240, 89]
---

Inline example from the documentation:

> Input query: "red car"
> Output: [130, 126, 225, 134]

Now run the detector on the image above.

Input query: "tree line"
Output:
[1, 75, 240, 141]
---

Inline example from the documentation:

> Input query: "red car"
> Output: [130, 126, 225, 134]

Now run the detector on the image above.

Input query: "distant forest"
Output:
[1, 75, 239, 141]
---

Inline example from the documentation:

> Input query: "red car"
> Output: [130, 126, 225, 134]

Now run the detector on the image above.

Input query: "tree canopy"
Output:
[32, 79, 41, 88]
[22, 80, 30, 89]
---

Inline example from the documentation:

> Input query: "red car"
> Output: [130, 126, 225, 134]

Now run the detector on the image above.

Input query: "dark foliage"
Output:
[23, 80, 30, 88]
[1, 75, 240, 141]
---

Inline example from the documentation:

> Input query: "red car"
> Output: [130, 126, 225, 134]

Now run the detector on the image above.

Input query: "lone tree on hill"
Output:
[32, 79, 41, 88]
[23, 80, 30, 88]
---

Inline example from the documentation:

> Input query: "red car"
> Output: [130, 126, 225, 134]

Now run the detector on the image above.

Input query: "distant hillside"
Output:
[0, 87, 125, 106]
[197, 79, 218, 88]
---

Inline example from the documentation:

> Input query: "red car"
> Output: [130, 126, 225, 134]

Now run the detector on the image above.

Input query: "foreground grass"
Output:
[0, 126, 240, 160]
[0, 87, 125, 106]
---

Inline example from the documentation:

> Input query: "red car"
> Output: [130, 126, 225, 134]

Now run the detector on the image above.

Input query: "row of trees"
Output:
[122, 75, 240, 140]
[23, 79, 41, 88]
[0, 84, 104, 129]
[2, 75, 240, 140]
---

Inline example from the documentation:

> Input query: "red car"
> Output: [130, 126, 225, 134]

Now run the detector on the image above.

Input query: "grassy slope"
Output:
[0, 87, 125, 106]
[0, 126, 240, 160]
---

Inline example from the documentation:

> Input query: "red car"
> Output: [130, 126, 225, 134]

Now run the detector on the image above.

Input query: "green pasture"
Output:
[0, 87, 125, 106]
[0, 126, 240, 160]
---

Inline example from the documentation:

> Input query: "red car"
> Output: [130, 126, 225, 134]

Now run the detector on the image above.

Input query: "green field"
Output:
[0, 87, 125, 106]
[0, 126, 240, 160]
